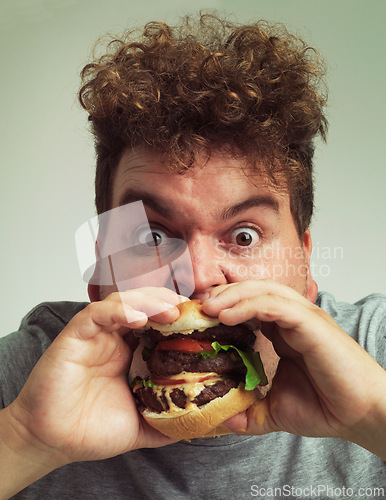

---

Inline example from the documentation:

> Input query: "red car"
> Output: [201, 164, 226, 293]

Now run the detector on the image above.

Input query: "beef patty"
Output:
[143, 324, 256, 349]
[147, 349, 247, 376]
[135, 378, 238, 413]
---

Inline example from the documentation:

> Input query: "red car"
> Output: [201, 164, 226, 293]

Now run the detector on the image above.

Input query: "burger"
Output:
[131, 299, 267, 440]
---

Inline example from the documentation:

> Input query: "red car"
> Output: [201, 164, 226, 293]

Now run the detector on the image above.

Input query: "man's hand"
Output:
[0, 287, 185, 498]
[202, 280, 386, 459]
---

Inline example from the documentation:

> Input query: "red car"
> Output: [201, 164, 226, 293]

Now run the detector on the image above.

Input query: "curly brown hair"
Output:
[79, 13, 327, 235]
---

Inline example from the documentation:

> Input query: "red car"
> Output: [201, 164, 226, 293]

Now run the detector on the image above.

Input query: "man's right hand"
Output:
[0, 288, 185, 498]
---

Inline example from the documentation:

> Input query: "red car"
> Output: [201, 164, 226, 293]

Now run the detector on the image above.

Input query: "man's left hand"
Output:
[202, 280, 386, 459]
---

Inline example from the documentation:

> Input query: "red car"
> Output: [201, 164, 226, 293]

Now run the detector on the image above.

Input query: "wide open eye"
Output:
[138, 228, 165, 247]
[108, 225, 188, 283]
[132, 226, 183, 260]
[230, 227, 260, 247]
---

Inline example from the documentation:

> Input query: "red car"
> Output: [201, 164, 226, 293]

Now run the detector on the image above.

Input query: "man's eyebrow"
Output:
[220, 195, 280, 221]
[119, 190, 280, 221]
[119, 190, 176, 218]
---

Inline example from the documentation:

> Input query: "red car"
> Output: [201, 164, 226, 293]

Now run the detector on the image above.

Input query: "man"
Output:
[0, 14, 385, 499]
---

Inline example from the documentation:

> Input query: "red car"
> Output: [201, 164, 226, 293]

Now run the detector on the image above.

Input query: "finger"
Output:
[223, 359, 317, 437]
[216, 294, 330, 354]
[201, 283, 238, 303]
[219, 293, 376, 402]
[67, 300, 148, 340]
[221, 412, 248, 434]
[202, 279, 312, 317]
[240, 360, 322, 436]
[119, 287, 189, 308]
[245, 398, 276, 434]
[222, 398, 276, 436]
[109, 289, 187, 322]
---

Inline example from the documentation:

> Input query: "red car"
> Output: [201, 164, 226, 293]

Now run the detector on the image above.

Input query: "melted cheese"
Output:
[134, 371, 222, 413]
[157, 326, 212, 336]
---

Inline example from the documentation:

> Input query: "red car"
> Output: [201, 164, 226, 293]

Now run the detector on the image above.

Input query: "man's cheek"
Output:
[220, 259, 271, 282]
[115, 242, 195, 298]
[245, 261, 271, 280]
[98, 284, 118, 301]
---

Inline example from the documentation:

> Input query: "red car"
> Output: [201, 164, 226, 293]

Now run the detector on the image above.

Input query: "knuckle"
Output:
[104, 290, 122, 302]
[316, 306, 335, 323]
[85, 301, 99, 316]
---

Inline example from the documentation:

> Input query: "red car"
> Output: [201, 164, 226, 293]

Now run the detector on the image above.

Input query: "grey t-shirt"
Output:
[1, 292, 385, 499]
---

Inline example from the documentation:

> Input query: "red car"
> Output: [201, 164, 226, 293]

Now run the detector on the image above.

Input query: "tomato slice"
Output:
[156, 338, 215, 353]
[150, 374, 215, 386]
[196, 374, 214, 383]
[150, 376, 186, 385]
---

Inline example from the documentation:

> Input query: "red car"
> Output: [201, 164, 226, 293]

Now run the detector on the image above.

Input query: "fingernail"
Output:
[202, 293, 216, 303]
[126, 310, 147, 321]
[162, 301, 178, 310]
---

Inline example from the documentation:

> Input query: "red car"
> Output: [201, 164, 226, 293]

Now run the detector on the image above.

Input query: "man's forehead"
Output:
[115, 147, 287, 193]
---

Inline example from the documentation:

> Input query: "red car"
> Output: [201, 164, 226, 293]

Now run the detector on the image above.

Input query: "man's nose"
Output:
[188, 236, 228, 295]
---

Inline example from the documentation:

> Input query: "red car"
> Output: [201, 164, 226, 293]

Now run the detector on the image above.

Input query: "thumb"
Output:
[222, 397, 276, 436]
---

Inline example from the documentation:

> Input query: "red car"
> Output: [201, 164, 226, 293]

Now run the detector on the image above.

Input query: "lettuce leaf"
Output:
[130, 376, 154, 389]
[202, 341, 268, 390]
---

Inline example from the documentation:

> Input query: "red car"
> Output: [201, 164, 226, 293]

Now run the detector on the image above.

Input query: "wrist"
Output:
[0, 403, 67, 498]
[341, 367, 386, 460]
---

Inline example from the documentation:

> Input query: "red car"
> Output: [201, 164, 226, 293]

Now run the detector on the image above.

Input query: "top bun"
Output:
[145, 299, 220, 335]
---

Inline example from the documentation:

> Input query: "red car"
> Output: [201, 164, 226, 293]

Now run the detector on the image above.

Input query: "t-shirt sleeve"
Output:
[0, 329, 44, 408]
[0, 302, 87, 409]
[374, 303, 386, 369]
[354, 294, 386, 369]
[315, 291, 386, 367]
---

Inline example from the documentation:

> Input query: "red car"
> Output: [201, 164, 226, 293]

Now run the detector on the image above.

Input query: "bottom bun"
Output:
[142, 384, 258, 441]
